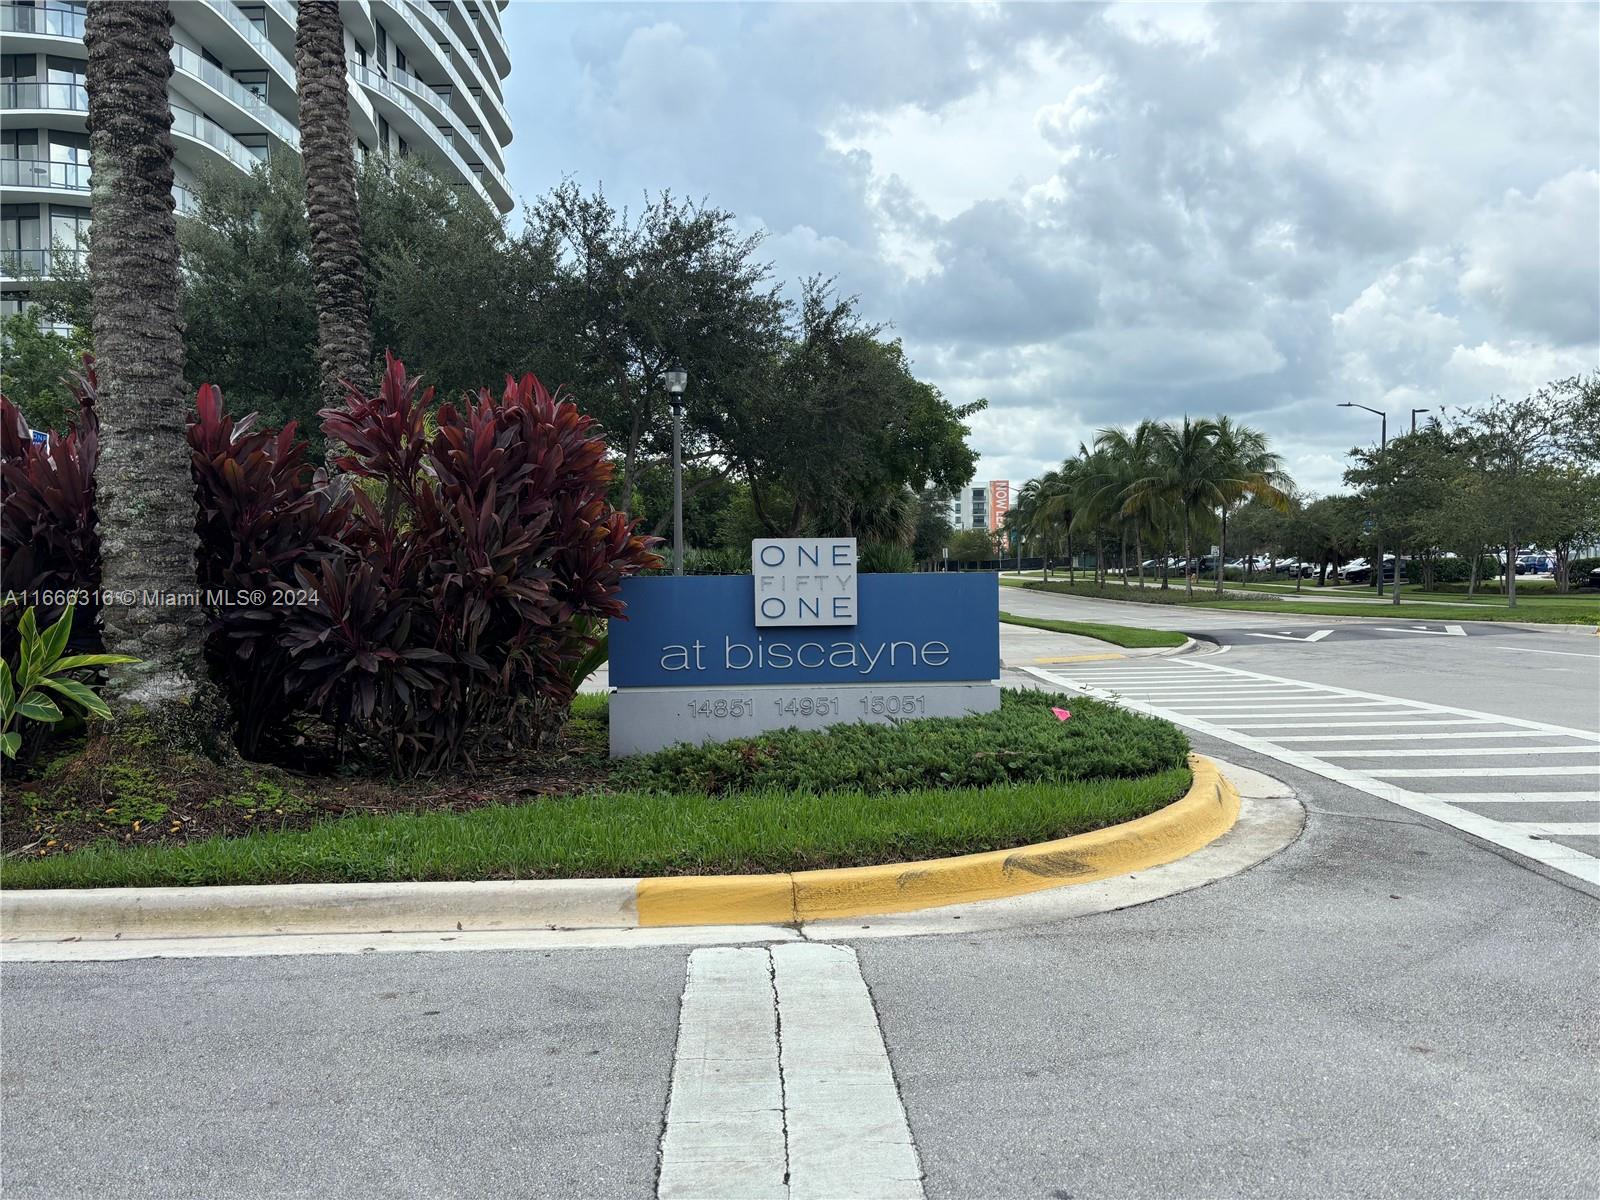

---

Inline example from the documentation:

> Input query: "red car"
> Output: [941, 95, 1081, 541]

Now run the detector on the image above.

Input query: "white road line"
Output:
[1224, 719, 1505, 730]
[1019, 664, 1600, 888]
[1156, 700, 1403, 710]
[658, 945, 923, 1200]
[1271, 730, 1600, 743]
[1506, 822, 1600, 836]
[1438, 793, 1600, 804]
[772, 944, 923, 1200]
[1494, 646, 1600, 660]
[1313, 747, 1600, 758]
[1176, 660, 1600, 740]
[659, 948, 786, 1200]
[1172, 708, 1425, 719]
[1368, 766, 1600, 778]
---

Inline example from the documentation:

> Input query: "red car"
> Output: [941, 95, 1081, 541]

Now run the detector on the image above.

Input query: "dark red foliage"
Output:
[1, 357, 102, 652]
[190, 353, 660, 773]
[188, 382, 354, 755]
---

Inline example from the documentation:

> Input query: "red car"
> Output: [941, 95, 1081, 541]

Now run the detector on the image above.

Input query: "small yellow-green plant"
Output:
[0, 604, 136, 759]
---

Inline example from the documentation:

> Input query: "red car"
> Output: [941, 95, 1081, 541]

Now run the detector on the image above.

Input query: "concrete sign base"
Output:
[610, 681, 1001, 757]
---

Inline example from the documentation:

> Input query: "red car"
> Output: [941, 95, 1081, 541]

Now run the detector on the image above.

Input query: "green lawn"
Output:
[0, 771, 1192, 889]
[999, 612, 1187, 649]
[1001, 577, 1600, 625]
[2, 690, 1192, 889]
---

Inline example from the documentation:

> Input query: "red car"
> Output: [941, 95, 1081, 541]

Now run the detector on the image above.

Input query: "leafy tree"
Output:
[911, 487, 955, 565]
[724, 280, 981, 537]
[180, 157, 317, 435]
[0, 315, 91, 434]
[947, 528, 997, 563]
[84, 0, 209, 708]
[533, 182, 787, 519]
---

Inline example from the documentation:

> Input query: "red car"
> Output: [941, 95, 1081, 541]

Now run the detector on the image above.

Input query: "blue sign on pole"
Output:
[609, 573, 1000, 689]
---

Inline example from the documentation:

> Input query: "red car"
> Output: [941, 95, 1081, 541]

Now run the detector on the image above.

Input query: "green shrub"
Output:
[858, 541, 916, 573]
[611, 688, 1188, 794]
[683, 546, 752, 575]
[1567, 557, 1600, 586]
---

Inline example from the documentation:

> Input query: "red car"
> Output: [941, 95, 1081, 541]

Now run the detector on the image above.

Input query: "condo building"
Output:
[949, 481, 1012, 532]
[1, 0, 514, 325]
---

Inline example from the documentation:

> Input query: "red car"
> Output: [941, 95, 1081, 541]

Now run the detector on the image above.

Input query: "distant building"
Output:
[948, 480, 1012, 535]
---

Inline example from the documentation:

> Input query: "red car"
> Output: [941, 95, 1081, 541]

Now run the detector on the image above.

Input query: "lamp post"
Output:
[1339, 402, 1388, 596]
[664, 364, 689, 575]
[1411, 407, 1430, 434]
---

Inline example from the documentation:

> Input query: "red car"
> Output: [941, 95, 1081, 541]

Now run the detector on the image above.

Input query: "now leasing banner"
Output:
[607, 553, 1000, 756]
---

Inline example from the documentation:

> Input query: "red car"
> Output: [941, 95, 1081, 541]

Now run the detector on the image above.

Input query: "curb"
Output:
[0, 757, 1238, 944]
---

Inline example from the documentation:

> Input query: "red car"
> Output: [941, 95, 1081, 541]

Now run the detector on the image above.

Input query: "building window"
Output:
[1, 129, 40, 160]
[377, 115, 390, 152]
[45, 55, 84, 85]
[395, 46, 407, 73]
[49, 130, 88, 165]
[353, 41, 367, 69]
[233, 69, 268, 101]
[1, 54, 39, 82]
[236, 133, 268, 161]
[3, 204, 42, 249]
[376, 23, 388, 76]
[48, 203, 90, 256]
[237, 5, 266, 34]
[397, 136, 409, 158]
[201, 47, 225, 70]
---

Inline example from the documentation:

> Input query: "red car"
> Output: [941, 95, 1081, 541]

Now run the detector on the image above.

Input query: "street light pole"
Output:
[1411, 408, 1430, 434]
[664, 364, 689, 576]
[1339, 402, 1388, 595]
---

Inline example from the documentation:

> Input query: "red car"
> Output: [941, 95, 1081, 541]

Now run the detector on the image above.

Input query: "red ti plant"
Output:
[192, 354, 660, 772]
[1, 357, 102, 653]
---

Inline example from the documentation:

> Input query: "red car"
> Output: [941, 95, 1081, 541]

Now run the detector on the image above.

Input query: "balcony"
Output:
[1, 247, 85, 279]
[351, 64, 508, 212]
[194, 0, 296, 94]
[0, 158, 90, 193]
[389, 64, 509, 195]
[405, 0, 512, 144]
[170, 104, 264, 175]
[1, 81, 89, 115]
[170, 44, 299, 150]
[0, 3, 86, 39]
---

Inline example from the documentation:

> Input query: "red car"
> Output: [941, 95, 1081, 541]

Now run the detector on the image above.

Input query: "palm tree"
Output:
[1125, 417, 1225, 599]
[84, 0, 207, 705]
[1097, 420, 1161, 590]
[1018, 470, 1062, 580]
[295, 0, 370, 419]
[1211, 416, 1290, 594]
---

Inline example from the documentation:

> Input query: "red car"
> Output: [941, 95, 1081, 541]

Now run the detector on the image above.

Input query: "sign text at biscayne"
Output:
[607, 546, 999, 756]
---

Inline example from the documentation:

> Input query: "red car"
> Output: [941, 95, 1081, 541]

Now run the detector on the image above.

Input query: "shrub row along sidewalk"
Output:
[1, 691, 1191, 889]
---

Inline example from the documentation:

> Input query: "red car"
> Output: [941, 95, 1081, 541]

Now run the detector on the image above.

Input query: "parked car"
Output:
[1587, 565, 1600, 589]
[1516, 556, 1553, 575]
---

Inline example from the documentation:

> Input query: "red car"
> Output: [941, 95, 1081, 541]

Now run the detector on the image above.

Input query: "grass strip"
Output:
[0, 770, 1193, 889]
[999, 612, 1186, 648]
[1002, 578, 1599, 625]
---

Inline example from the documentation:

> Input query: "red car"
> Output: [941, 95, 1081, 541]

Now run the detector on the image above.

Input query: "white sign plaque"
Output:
[752, 538, 857, 627]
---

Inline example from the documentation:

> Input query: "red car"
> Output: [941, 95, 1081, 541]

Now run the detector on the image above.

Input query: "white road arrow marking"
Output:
[1375, 624, 1467, 636]
[1247, 630, 1332, 643]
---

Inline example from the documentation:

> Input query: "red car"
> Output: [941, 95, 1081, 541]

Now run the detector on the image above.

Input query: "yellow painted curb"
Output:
[1035, 652, 1126, 663]
[635, 755, 1239, 927]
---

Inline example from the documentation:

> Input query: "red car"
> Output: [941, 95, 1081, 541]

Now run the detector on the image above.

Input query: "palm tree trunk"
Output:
[1506, 531, 1517, 608]
[296, 0, 370, 427]
[85, 0, 207, 706]
[1067, 532, 1074, 585]
[1135, 533, 1144, 589]
[1121, 526, 1130, 588]
[1183, 513, 1194, 599]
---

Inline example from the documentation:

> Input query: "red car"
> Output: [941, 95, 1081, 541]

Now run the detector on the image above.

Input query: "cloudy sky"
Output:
[498, 1, 1598, 497]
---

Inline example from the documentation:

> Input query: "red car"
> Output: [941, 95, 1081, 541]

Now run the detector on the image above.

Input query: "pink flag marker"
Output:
[1051, 707, 1071, 721]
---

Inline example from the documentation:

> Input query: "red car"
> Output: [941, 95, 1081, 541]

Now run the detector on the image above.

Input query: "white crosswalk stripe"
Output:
[1022, 658, 1600, 889]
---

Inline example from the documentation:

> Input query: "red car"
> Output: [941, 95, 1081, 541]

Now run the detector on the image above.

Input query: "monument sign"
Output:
[607, 539, 999, 756]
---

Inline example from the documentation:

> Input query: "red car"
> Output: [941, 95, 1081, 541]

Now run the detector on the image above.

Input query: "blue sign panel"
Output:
[609, 573, 999, 688]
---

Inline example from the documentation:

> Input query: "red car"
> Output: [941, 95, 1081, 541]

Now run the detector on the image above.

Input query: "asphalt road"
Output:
[4, 590, 1597, 1199]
